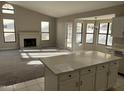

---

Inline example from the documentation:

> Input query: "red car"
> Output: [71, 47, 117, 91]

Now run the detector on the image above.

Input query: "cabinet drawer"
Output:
[110, 61, 119, 68]
[97, 63, 109, 71]
[80, 66, 96, 75]
[59, 71, 79, 81]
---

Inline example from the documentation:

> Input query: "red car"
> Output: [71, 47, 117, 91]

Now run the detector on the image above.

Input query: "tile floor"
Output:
[0, 77, 44, 91]
[0, 75, 124, 91]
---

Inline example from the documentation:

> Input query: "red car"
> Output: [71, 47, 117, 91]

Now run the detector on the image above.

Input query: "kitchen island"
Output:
[40, 51, 122, 91]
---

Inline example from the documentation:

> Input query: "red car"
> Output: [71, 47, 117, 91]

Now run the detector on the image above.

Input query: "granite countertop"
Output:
[40, 51, 122, 75]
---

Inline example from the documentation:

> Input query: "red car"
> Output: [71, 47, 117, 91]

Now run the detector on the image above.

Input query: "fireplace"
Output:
[19, 31, 40, 48]
[24, 38, 36, 47]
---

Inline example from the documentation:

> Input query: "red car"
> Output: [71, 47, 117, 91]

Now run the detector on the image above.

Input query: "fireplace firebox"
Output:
[24, 38, 36, 47]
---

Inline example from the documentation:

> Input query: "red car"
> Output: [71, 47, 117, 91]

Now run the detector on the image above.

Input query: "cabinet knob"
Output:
[68, 75, 71, 77]
[102, 66, 105, 68]
[88, 69, 91, 72]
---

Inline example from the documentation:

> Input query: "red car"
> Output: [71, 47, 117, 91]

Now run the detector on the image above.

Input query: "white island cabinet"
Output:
[41, 51, 122, 91]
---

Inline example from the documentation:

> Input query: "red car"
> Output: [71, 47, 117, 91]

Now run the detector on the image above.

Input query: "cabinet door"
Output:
[112, 17, 124, 38]
[80, 73, 95, 91]
[108, 62, 119, 88]
[59, 77, 79, 91]
[108, 68, 118, 88]
[95, 70, 108, 90]
[95, 63, 109, 91]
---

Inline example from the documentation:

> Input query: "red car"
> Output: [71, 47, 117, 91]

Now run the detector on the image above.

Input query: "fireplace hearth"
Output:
[24, 38, 36, 47]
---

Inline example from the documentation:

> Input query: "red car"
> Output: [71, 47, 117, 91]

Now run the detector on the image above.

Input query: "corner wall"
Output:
[56, 4, 124, 52]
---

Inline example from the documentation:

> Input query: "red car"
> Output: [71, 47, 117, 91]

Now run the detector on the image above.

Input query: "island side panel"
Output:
[45, 66, 58, 91]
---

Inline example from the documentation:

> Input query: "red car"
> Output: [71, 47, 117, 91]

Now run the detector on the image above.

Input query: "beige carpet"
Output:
[0, 49, 70, 86]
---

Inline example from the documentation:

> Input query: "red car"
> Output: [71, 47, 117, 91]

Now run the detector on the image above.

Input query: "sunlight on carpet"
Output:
[27, 60, 43, 65]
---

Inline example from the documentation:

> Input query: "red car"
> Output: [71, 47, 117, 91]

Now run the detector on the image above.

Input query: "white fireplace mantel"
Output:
[19, 31, 41, 48]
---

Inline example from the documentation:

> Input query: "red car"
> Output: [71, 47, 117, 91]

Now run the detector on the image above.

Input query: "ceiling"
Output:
[8, 1, 124, 18]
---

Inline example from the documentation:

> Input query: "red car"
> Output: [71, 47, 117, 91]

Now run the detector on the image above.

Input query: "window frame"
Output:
[2, 3, 15, 14]
[98, 22, 112, 46]
[106, 23, 113, 46]
[41, 21, 50, 41]
[85, 23, 95, 44]
[76, 22, 83, 44]
[2, 18, 16, 43]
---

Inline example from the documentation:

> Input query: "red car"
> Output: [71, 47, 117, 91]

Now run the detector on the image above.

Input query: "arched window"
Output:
[2, 3, 16, 42]
[2, 3, 14, 14]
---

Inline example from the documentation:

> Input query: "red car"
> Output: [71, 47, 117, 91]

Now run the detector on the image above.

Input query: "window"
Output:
[86, 23, 94, 43]
[107, 23, 113, 46]
[2, 3, 14, 14]
[76, 23, 82, 43]
[98, 23, 108, 45]
[66, 23, 72, 48]
[98, 22, 112, 46]
[3, 19, 16, 42]
[41, 21, 50, 40]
